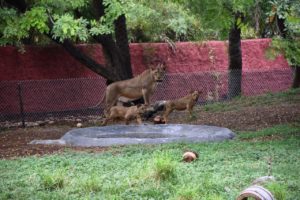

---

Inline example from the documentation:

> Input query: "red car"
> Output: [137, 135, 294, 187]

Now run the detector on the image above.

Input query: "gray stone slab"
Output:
[30, 124, 235, 147]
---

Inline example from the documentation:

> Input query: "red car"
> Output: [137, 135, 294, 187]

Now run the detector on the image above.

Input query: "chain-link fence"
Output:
[0, 68, 294, 127]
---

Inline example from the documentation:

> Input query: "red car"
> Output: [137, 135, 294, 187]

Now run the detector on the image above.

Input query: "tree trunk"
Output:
[93, 0, 133, 83]
[276, 16, 299, 89]
[96, 34, 128, 82]
[277, 16, 287, 38]
[115, 14, 133, 79]
[292, 66, 300, 88]
[228, 15, 243, 99]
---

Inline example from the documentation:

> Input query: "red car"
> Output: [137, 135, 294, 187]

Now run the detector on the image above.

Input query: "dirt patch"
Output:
[0, 102, 299, 159]
[0, 126, 108, 159]
[167, 103, 300, 131]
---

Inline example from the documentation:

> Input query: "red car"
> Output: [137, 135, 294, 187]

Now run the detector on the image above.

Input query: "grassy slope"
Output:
[0, 124, 299, 200]
[202, 88, 300, 112]
[0, 89, 299, 200]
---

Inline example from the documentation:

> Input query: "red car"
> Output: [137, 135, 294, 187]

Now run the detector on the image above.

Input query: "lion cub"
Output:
[102, 104, 147, 125]
[163, 90, 200, 123]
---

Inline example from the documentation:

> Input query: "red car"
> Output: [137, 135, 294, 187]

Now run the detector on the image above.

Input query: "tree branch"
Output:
[4, 0, 27, 12]
[46, 12, 116, 81]
[59, 39, 115, 80]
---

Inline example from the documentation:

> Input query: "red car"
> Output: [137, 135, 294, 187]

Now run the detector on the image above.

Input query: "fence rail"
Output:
[0, 69, 294, 126]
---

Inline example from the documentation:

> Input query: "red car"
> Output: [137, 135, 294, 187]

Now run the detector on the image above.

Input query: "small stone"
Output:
[153, 115, 165, 124]
[76, 123, 83, 128]
[182, 151, 199, 162]
[48, 121, 55, 125]
[37, 121, 46, 126]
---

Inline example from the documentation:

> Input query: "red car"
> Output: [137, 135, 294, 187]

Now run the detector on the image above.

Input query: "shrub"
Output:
[153, 153, 177, 181]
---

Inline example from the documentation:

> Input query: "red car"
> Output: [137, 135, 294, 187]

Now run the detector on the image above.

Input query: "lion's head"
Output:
[150, 64, 166, 82]
[191, 90, 201, 101]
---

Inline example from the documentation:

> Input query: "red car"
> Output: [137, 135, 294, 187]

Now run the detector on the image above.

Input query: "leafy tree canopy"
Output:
[0, 0, 125, 46]
[124, 0, 201, 42]
[266, 0, 300, 66]
[180, 0, 256, 39]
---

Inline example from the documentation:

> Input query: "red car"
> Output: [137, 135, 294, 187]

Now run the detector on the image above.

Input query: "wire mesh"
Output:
[0, 68, 294, 127]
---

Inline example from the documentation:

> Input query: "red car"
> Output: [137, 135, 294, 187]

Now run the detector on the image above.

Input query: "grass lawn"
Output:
[0, 123, 299, 200]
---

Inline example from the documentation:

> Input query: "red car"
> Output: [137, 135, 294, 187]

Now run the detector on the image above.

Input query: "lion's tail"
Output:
[89, 93, 106, 109]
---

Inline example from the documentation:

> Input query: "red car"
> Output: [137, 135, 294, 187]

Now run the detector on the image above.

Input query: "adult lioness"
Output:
[102, 104, 147, 125]
[163, 90, 201, 123]
[104, 64, 166, 114]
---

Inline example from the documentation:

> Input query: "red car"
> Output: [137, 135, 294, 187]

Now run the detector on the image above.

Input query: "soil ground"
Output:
[0, 101, 299, 159]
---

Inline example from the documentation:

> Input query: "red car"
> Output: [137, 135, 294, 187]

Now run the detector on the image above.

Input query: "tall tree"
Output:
[228, 13, 243, 98]
[0, 0, 132, 83]
[180, 0, 256, 98]
[266, 0, 300, 88]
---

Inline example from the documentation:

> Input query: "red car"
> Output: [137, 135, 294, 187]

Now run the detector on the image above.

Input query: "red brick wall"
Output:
[0, 39, 289, 80]
[130, 39, 289, 74]
[0, 44, 102, 80]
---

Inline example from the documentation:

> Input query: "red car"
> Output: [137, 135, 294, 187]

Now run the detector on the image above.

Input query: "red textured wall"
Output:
[0, 38, 289, 80]
[0, 44, 103, 80]
[131, 39, 289, 74]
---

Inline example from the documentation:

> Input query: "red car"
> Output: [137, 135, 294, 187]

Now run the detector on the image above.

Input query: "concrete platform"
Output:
[30, 124, 236, 147]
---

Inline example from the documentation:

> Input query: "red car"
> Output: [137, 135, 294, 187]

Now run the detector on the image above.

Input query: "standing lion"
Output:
[103, 64, 166, 115]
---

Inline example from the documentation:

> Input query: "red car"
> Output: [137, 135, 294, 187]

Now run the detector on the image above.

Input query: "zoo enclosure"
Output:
[0, 68, 294, 127]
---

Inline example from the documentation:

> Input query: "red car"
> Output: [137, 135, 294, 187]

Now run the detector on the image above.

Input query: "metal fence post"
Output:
[17, 82, 25, 128]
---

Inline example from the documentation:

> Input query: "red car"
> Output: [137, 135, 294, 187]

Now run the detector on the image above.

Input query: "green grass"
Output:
[265, 182, 288, 200]
[203, 88, 300, 112]
[0, 123, 299, 199]
[238, 123, 300, 140]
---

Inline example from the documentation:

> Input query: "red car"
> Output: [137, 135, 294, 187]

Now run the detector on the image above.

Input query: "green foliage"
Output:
[0, 0, 298, 46]
[241, 26, 257, 39]
[23, 7, 49, 33]
[0, 6, 49, 45]
[125, 0, 201, 42]
[0, 0, 125, 46]
[0, 8, 24, 45]
[184, 0, 256, 40]
[89, 19, 112, 36]
[286, 14, 300, 36]
[266, 38, 300, 66]
[268, 0, 291, 20]
[271, 1, 299, 32]
[52, 14, 89, 42]
[264, 1, 300, 68]
[89, 0, 125, 36]
[103, 0, 124, 23]
[36, 0, 89, 13]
